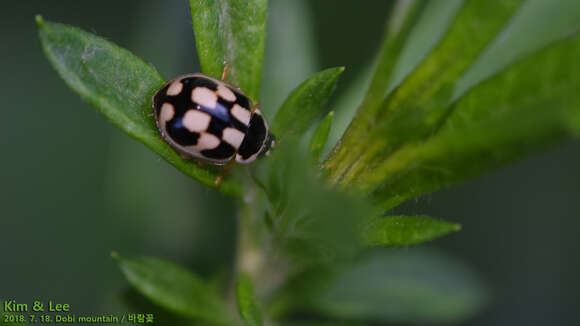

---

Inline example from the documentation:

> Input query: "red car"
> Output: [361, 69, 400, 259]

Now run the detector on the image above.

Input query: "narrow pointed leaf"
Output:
[268, 249, 487, 324]
[37, 17, 242, 196]
[327, 0, 580, 211]
[113, 253, 231, 324]
[189, 0, 268, 100]
[325, 0, 443, 158]
[361, 0, 428, 106]
[324, 0, 459, 178]
[325, 65, 374, 158]
[452, 0, 580, 101]
[326, 0, 523, 185]
[366, 35, 580, 210]
[362, 215, 460, 247]
[272, 67, 344, 141]
[386, 0, 464, 94]
[236, 273, 263, 326]
[309, 111, 334, 165]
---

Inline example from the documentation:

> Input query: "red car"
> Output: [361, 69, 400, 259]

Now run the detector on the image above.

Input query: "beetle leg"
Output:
[215, 156, 236, 187]
[179, 152, 193, 160]
[221, 62, 230, 81]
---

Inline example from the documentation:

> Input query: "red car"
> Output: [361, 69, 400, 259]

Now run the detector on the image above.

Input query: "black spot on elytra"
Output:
[166, 117, 200, 146]
[185, 76, 218, 91]
[238, 113, 267, 160]
[234, 92, 251, 112]
[199, 101, 232, 126]
[206, 116, 228, 138]
[201, 142, 236, 160]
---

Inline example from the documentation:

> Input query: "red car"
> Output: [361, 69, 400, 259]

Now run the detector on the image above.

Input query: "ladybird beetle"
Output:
[153, 73, 276, 173]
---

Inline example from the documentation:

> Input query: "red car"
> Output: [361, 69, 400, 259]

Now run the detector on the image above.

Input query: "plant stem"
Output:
[237, 199, 265, 279]
[233, 185, 266, 294]
[234, 182, 287, 297]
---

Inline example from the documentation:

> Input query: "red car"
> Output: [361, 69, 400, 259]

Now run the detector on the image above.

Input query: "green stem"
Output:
[234, 182, 288, 303]
[233, 185, 266, 294]
[237, 202, 265, 279]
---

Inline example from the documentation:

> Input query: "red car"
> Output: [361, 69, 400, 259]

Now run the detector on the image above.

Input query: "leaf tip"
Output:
[35, 14, 44, 27]
[329, 66, 346, 82]
[331, 66, 346, 77]
[452, 223, 462, 232]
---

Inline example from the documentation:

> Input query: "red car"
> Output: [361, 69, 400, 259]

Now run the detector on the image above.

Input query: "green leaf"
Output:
[325, 65, 374, 159]
[361, 215, 460, 247]
[189, 0, 268, 101]
[362, 34, 580, 210]
[272, 67, 344, 141]
[236, 273, 263, 326]
[357, 0, 429, 115]
[326, 0, 523, 185]
[265, 142, 373, 266]
[324, 0, 447, 178]
[113, 253, 231, 325]
[36, 16, 242, 196]
[268, 249, 487, 324]
[452, 0, 580, 101]
[309, 111, 334, 165]
[326, 0, 580, 211]
[386, 0, 464, 94]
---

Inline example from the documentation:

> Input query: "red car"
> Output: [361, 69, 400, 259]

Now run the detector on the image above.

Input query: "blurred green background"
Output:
[1, 0, 579, 325]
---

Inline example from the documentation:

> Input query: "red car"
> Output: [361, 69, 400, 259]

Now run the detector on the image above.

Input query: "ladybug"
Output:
[152, 71, 275, 184]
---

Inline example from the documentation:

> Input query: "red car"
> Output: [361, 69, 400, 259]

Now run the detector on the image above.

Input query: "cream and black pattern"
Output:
[153, 73, 274, 165]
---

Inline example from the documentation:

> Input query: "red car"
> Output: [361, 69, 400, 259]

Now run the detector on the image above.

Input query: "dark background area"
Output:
[1, 0, 578, 325]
